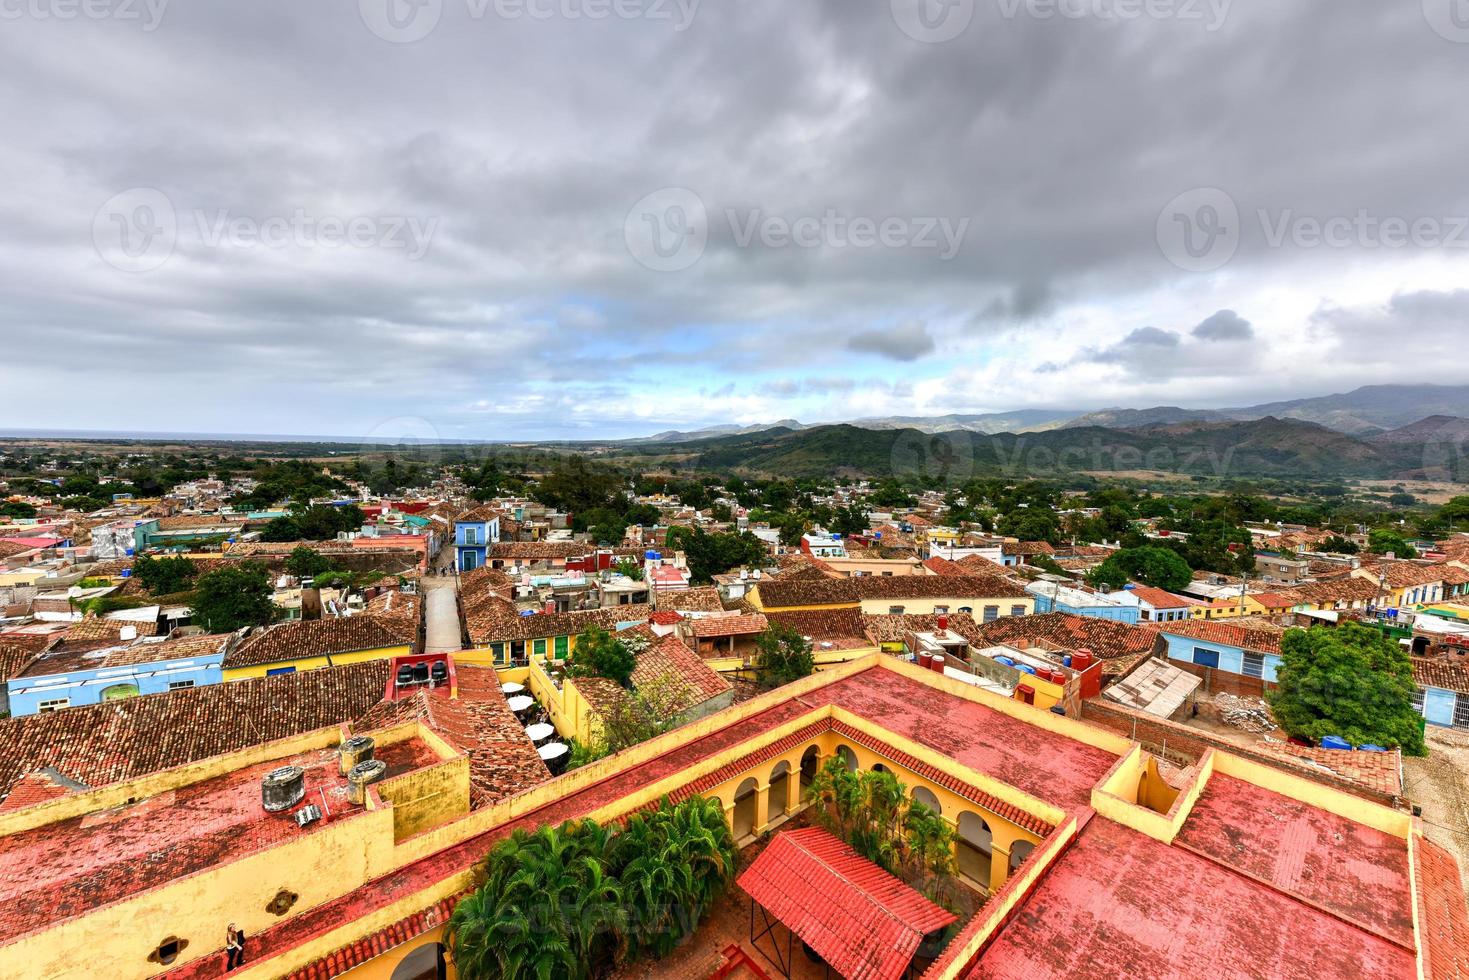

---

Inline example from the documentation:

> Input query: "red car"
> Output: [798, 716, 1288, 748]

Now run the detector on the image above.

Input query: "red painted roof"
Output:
[1415, 837, 1469, 980]
[689, 613, 768, 637]
[973, 817, 1416, 979]
[737, 827, 955, 980]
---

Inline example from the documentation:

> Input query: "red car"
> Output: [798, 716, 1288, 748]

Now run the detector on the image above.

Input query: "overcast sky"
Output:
[2, 0, 1467, 441]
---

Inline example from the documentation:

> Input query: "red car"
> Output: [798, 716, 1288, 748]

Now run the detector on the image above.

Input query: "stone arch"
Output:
[911, 785, 941, 815]
[769, 761, 792, 821]
[799, 745, 821, 787]
[732, 776, 759, 840]
[1009, 839, 1036, 874]
[872, 762, 891, 776]
[956, 811, 993, 889]
[391, 941, 447, 980]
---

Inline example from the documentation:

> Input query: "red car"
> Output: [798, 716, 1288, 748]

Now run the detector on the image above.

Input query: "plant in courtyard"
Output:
[1267, 623, 1426, 755]
[1085, 545, 1192, 593]
[447, 798, 735, 980]
[131, 553, 197, 595]
[284, 545, 335, 579]
[191, 561, 274, 632]
[754, 622, 815, 689]
[804, 758, 957, 902]
[566, 625, 637, 687]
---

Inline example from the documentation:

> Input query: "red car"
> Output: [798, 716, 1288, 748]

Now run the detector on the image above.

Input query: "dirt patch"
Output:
[1403, 726, 1469, 899]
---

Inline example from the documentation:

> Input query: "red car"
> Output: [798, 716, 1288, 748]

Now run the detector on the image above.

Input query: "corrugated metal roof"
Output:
[737, 827, 956, 980]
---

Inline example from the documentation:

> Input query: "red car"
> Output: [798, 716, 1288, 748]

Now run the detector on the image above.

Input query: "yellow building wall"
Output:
[372, 755, 472, 841]
[222, 643, 411, 681]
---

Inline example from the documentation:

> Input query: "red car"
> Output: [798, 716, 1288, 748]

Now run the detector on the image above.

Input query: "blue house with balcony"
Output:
[1026, 581, 1140, 624]
[6, 632, 231, 717]
[1156, 621, 1283, 690]
[454, 506, 502, 572]
[1412, 658, 1469, 729]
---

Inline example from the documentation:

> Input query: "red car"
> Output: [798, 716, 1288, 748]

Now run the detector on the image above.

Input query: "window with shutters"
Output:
[1454, 694, 1468, 728]
[1241, 652, 1265, 679]
[983, 605, 999, 623]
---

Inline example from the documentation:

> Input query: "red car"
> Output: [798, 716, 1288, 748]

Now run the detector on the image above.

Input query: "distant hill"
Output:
[633, 419, 809, 443]
[1060, 407, 1228, 429]
[623, 416, 1440, 481]
[1221, 385, 1469, 434]
[847, 410, 1079, 435]
[1368, 415, 1469, 446]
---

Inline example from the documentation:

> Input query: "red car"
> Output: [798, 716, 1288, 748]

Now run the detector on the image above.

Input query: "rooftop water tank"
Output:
[347, 759, 388, 805]
[262, 765, 306, 812]
[338, 736, 375, 775]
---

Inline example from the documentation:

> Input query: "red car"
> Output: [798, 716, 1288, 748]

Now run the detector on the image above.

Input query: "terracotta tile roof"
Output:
[363, 589, 422, 625]
[1153, 619, 1285, 655]
[860, 612, 984, 645]
[19, 632, 233, 678]
[1415, 837, 1469, 980]
[756, 574, 1027, 609]
[1002, 540, 1055, 556]
[1359, 562, 1454, 589]
[630, 633, 732, 712]
[455, 505, 504, 524]
[0, 644, 38, 683]
[736, 827, 957, 980]
[0, 769, 76, 811]
[1252, 740, 1403, 797]
[972, 612, 1158, 673]
[654, 585, 724, 613]
[1125, 586, 1197, 609]
[0, 661, 391, 805]
[765, 607, 869, 642]
[488, 541, 639, 560]
[63, 614, 160, 642]
[922, 556, 969, 576]
[353, 666, 548, 808]
[224, 616, 416, 669]
[285, 897, 460, 980]
[1412, 657, 1469, 694]
[465, 603, 651, 646]
[689, 614, 768, 638]
[1275, 578, 1382, 605]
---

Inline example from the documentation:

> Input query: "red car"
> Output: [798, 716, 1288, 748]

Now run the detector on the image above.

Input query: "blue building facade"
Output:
[1026, 583, 1140, 624]
[454, 510, 501, 572]
[1412, 663, 1469, 728]
[6, 645, 226, 716]
[1157, 630, 1282, 684]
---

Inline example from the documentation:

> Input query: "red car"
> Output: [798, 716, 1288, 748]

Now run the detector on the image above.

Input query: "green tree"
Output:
[1320, 535, 1359, 555]
[1267, 623, 1426, 755]
[997, 508, 1061, 545]
[259, 516, 302, 542]
[132, 554, 198, 595]
[0, 501, 36, 519]
[754, 622, 815, 689]
[192, 562, 274, 632]
[1367, 528, 1418, 559]
[566, 626, 637, 687]
[285, 545, 334, 579]
[664, 527, 768, 583]
[1085, 546, 1193, 592]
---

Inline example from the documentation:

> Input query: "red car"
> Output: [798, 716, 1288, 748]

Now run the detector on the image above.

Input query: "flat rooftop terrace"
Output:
[0, 736, 442, 944]
[973, 817, 1416, 980]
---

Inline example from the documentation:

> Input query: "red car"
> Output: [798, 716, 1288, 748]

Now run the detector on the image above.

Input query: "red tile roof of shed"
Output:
[737, 827, 956, 980]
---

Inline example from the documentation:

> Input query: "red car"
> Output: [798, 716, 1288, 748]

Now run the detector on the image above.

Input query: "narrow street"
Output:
[423, 575, 464, 654]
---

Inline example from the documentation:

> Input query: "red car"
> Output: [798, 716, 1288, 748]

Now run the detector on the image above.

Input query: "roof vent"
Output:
[338, 735, 375, 775]
[347, 759, 388, 805]
[262, 765, 306, 813]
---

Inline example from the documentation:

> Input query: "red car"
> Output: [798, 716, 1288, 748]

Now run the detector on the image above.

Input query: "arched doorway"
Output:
[1009, 840, 1036, 874]
[836, 744, 857, 772]
[872, 763, 891, 776]
[732, 777, 759, 840]
[391, 941, 447, 980]
[911, 785, 941, 815]
[956, 812, 993, 890]
[768, 761, 791, 822]
[799, 745, 820, 789]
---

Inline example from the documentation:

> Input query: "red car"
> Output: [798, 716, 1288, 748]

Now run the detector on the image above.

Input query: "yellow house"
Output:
[465, 603, 653, 668]
[750, 575, 1034, 621]
[1350, 563, 1447, 609]
[222, 616, 415, 680]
